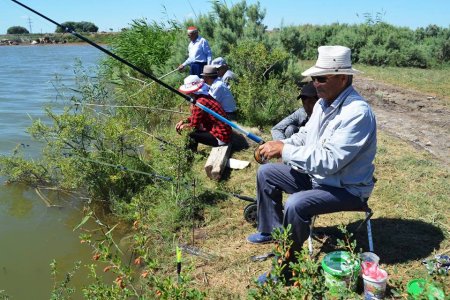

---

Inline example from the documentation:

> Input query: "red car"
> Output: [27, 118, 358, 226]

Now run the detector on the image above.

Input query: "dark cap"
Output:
[297, 81, 317, 100]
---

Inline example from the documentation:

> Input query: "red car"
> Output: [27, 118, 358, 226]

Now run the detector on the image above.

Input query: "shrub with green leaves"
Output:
[229, 40, 298, 126]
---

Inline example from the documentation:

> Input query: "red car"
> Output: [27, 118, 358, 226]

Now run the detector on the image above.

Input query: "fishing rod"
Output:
[11, 0, 264, 146]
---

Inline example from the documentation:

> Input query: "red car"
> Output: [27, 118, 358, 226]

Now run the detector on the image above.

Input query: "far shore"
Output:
[0, 42, 107, 47]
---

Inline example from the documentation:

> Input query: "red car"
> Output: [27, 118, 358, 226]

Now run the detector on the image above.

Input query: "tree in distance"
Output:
[55, 21, 99, 33]
[7, 26, 29, 34]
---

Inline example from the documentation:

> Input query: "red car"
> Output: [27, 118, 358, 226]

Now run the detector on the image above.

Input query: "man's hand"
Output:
[258, 141, 284, 160]
[175, 120, 188, 134]
[177, 64, 185, 71]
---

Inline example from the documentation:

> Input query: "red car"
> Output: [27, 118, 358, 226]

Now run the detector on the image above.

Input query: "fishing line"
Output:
[74, 101, 183, 149]
[127, 68, 178, 98]
[73, 102, 189, 115]
[64, 153, 256, 203]
[10, 0, 264, 145]
[63, 153, 173, 182]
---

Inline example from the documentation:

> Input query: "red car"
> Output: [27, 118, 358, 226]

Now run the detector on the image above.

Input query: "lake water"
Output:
[0, 45, 107, 299]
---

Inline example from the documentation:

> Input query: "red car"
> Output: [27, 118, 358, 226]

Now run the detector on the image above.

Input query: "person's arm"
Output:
[188, 104, 205, 129]
[282, 103, 376, 176]
[179, 42, 194, 69]
[203, 39, 213, 65]
[271, 108, 306, 140]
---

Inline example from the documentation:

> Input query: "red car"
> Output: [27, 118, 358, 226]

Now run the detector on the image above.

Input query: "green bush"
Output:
[6, 26, 29, 34]
[229, 40, 298, 126]
[55, 21, 98, 33]
[105, 19, 180, 76]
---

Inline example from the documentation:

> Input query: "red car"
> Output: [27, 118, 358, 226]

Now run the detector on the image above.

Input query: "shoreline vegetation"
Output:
[0, 0, 448, 297]
[0, 32, 115, 46]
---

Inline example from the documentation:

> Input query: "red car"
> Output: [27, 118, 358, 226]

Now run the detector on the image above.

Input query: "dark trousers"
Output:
[226, 111, 238, 121]
[256, 163, 365, 258]
[188, 130, 218, 151]
[190, 62, 207, 77]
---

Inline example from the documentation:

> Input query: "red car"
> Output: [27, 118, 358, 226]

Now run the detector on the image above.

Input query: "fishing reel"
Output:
[253, 146, 267, 164]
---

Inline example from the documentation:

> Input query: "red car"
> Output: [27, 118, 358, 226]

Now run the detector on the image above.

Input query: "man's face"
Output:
[202, 76, 214, 84]
[312, 75, 348, 102]
[217, 66, 227, 77]
[301, 97, 318, 117]
[187, 31, 198, 41]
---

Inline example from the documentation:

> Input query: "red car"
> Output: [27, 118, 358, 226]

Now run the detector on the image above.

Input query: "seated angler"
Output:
[211, 57, 238, 88]
[271, 81, 319, 140]
[247, 46, 377, 284]
[201, 65, 238, 121]
[175, 75, 231, 151]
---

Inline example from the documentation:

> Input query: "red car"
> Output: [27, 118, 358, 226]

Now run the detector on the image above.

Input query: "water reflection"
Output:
[0, 45, 107, 299]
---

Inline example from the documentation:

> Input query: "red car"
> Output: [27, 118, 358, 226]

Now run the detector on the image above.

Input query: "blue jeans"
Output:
[190, 62, 207, 77]
[256, 163, 365, 256]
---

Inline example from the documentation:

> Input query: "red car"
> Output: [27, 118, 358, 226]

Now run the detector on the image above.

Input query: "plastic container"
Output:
[361, 252, 380, 265]
[406, 279, 445, 300]
[321, 251, 361, 295]
[362, 268, 388, 300]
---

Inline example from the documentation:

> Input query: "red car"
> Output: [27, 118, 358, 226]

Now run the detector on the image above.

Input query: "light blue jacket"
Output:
[281, 85, 377, 198]
[208, 78, 237, 113]
[182, 35, 212, 66]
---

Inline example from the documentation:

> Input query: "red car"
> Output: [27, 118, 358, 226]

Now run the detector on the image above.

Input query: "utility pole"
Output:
[27, 16, 32, 33]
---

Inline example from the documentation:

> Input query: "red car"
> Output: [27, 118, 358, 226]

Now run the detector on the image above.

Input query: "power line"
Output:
[27, 16, 32, 33]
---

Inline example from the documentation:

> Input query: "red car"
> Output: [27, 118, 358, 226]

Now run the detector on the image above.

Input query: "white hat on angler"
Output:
[302, 45, 361, 77]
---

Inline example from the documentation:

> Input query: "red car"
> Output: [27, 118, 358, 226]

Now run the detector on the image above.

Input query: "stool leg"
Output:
[366, 212, 374, 252]
[308, 216, 316, 257]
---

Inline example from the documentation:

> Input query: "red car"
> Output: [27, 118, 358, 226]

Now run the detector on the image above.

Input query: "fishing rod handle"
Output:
[253, 139, 269, 164]
[232, 194, 256, 202]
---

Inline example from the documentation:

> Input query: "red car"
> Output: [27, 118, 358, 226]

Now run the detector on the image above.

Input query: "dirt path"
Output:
[353, 76, 450, 170]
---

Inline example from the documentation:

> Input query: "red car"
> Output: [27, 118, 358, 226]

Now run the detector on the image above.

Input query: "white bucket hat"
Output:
[178, 75, 209, 95]
[179, 75, 203, 94]
[302, 46, 361, 77]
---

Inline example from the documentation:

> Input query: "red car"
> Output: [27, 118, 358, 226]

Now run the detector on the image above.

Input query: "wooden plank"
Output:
[204, 144, 231, 180]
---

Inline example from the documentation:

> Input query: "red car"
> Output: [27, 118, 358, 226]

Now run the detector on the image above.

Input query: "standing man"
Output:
[201, 65, 238, 121]
[178, 26, 213, 77]
[271, 81, 318, 140]
[247, 46, 377, 283]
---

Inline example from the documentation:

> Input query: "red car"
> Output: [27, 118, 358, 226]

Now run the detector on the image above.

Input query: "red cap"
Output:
[187, 26, 198, 33]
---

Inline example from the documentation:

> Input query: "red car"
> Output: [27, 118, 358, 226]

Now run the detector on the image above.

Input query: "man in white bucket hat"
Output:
[248, 46, 377, 284]
[175, 75, 231, 151]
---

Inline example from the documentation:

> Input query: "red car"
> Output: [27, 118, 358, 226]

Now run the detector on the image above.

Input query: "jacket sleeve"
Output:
[282, 105, 376, 176]
[203, 40, 213, 64]
[271, 108, 307, 140]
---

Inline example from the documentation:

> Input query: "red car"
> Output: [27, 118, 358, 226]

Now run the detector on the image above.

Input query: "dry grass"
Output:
[181, 129, 449, 298]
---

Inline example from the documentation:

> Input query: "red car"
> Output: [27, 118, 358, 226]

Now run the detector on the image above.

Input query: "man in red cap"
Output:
[178, 26, 213, 77]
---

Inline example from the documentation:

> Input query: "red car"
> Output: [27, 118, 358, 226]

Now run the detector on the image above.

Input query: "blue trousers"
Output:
[256, 163, 365, 256]
[190, 62, 207, 77]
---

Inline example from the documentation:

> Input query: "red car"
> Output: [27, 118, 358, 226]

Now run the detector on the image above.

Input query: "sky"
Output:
[1, 0, 449, 34]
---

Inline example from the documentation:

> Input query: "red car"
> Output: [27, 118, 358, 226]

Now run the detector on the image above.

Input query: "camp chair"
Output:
[307, 198, 374, 256]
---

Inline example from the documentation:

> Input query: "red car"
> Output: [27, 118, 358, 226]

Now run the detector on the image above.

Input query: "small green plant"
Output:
[0, 290, 9, 300]
[49, 260, 81, 300]
[249, 224, 365, 299]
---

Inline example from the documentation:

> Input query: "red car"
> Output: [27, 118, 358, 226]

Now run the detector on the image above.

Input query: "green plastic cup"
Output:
[321, 251, 361, 295]
[406, 279, 445, 300]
